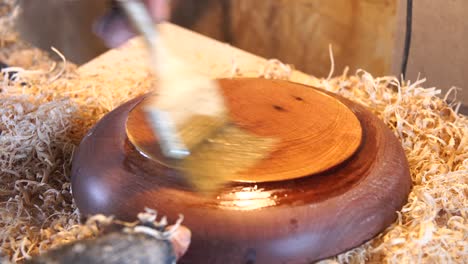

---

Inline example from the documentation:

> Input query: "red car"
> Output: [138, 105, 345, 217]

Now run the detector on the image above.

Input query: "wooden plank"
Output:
[77, 23, 320, 90]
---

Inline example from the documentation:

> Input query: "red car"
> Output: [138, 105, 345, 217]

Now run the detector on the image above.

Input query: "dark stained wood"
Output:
[71, 78, 411, 264]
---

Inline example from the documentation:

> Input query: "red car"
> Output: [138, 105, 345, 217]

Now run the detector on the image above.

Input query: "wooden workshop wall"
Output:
[397, 1, 468, 104]
[227, 0, 398, 77]
[16, 0, 398, 77]
[16, 0, 109, 65]
[169, 0, 399, 78]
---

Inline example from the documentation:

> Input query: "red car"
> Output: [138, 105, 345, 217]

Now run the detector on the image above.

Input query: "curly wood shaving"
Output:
[326, 44, 335, 81]
[259, 59, 293, 80]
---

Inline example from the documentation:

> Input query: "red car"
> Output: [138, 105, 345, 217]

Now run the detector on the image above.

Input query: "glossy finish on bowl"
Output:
[71, 79, 411, 264]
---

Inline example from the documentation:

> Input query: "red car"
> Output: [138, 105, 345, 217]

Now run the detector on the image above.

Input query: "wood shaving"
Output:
[258, 59, 293, 80]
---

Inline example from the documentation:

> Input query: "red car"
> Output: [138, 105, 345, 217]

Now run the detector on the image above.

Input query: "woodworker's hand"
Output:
[94, 0, 170, 48]
[168, 224, 191, 260]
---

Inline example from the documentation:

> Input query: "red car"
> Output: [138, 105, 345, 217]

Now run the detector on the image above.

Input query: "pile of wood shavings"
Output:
[262, 60, 467, 263]
[316, 69, 467, 264]
[0, 50, 156, 262]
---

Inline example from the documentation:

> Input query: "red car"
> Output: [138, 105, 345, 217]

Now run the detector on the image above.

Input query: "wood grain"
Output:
[127, 78, 362, 183]
[71, 79, 411, 263]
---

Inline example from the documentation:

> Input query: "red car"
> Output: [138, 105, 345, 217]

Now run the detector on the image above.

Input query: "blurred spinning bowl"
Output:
[71, 78, 411, 263]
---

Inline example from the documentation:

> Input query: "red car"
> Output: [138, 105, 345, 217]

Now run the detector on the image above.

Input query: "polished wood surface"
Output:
[71, 79, 411, 263]
[127, 78, 362, 183]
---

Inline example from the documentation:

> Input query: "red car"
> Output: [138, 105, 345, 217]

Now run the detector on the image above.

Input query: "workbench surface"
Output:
[78, 23, 320, 91]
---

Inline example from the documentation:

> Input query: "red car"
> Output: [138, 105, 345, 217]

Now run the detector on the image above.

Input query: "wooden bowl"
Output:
[71, 78, 411, 263]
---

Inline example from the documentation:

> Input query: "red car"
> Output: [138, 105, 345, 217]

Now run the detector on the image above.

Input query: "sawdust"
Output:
[316, 70, 468, 264]
[0, 3, 467, 263]
[0, 48, 154, 261]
